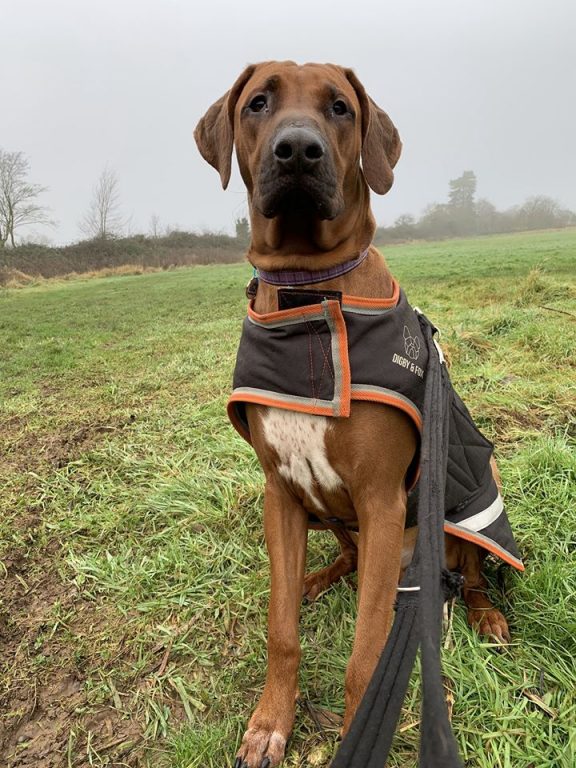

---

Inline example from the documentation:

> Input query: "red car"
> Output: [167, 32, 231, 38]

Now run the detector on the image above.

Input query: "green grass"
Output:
[1, 228, 575, 767]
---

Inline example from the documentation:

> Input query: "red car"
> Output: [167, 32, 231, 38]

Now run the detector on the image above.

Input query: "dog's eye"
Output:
[248, 95, 268, 113]
[332, 100, 348, 116]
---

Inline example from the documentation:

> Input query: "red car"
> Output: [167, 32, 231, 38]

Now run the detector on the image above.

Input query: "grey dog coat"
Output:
[228, 280, 523, 570]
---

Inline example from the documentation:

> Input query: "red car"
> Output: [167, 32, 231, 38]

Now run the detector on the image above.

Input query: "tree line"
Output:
[1, 149, 575, 255]
[376, 170, 576, 243]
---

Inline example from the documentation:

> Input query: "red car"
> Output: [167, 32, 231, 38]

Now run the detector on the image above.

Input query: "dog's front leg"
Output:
[236, 477, 308, 768]
[343, 494, 406, 733]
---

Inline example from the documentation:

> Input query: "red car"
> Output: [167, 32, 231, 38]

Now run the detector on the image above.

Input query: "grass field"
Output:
[1, 229, 575, 768]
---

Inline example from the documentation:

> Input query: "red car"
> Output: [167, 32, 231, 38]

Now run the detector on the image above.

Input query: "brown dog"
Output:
[195, 62, 516, 768]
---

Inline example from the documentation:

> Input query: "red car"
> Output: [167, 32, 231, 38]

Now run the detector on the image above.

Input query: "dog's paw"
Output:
[467, 607, 510, 645]
[302, 556, 356, 603]
[235, 725, 287, 768]
[302, 569, 332, 602]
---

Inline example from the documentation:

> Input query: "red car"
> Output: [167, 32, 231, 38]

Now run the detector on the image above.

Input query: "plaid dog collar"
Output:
[256, 248, 369, 286]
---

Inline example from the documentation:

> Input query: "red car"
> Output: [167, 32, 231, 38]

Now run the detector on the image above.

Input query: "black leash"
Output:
[331, 314, 464, 768]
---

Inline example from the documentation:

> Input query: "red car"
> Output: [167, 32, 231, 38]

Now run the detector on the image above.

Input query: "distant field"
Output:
[1, 229, 575, 768]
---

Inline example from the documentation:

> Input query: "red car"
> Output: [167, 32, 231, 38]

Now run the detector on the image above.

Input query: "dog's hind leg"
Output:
[401, 530, 511, 644]
[445, 535, 510, 644]
[303, 527, 358, 602]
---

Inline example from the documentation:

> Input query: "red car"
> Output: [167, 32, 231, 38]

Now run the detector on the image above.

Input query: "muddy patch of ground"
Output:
[0, 533, 149, 768]
[0, 414, 136, 475]
[0, 417, 174, 768]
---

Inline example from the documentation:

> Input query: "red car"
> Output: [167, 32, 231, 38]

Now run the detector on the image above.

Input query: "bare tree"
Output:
[149, 213, 162, 238]
[515, 195, 575, 230]
[80, 167, 125, 239]
[0, 149, 53, 248]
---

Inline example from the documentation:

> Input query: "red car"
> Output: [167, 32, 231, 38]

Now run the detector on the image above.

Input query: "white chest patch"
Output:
[261, 409, 342, 511]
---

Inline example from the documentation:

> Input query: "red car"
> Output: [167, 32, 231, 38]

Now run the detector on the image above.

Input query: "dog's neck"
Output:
[252, 245, 396, 314]
[246, 171, 395, 313]
[246, 173, 375, 272]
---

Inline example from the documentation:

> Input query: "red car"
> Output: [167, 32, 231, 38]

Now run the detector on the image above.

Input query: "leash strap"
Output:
[331, 314, 464, 768]
[416, 315, 463, 767]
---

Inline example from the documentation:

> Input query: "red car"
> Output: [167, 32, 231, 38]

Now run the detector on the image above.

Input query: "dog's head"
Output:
[195, 62, 401, 266]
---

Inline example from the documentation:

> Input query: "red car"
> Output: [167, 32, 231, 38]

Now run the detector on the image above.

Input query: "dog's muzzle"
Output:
[256, 122, 341, 220]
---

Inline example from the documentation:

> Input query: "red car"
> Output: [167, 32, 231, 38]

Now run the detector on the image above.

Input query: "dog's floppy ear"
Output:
[344, 68, 402, 195]
[194, 65, 256, 189]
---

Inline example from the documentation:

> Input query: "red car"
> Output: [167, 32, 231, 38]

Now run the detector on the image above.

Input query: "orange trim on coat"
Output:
[246, 280, 400, 323]
[342, 280, 400, 309]
[228, 392, 335, 417]
[443, 522, 525, 571]
[351, 389, 423, 432]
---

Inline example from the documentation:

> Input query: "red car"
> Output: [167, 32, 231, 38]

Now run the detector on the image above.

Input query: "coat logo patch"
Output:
[392, 326, 424, 378]
[403, 326, 421, 360]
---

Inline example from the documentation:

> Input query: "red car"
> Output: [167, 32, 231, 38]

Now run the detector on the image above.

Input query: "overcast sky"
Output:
[2, 0, 575, 244]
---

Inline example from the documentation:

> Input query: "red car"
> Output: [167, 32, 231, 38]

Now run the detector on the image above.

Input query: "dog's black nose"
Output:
[273, 126, 325, 173]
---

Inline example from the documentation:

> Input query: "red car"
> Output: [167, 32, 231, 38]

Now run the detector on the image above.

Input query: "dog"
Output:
[195, 61, 522, 768]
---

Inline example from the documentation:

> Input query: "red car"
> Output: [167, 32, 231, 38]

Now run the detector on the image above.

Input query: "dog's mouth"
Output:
[256, 178, 342, 221]
[260, 184, 337, 220]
